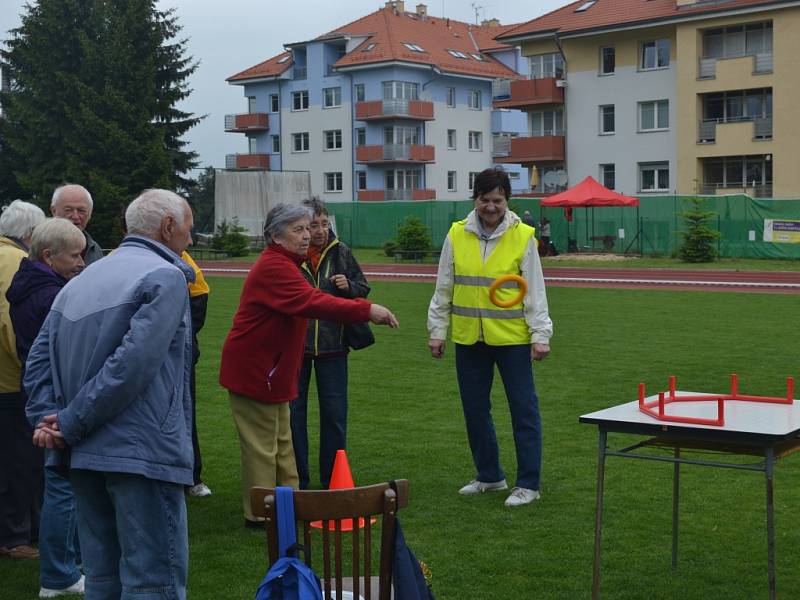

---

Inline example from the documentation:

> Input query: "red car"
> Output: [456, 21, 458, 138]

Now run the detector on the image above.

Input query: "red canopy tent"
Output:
[539, 176, 639, 253]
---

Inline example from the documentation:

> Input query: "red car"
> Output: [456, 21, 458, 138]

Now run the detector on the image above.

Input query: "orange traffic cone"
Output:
[311, 450, 374, 531]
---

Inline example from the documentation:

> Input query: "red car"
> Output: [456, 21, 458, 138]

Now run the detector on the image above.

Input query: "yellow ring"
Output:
[489, 274, 527, 308]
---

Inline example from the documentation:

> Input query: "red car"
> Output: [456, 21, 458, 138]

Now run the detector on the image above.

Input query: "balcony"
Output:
[358, 189, 436, 201]
[225, 153, 270, 170]
[224, 113, 269, 133]
[700, 183, 772, 198]
[492, 135, 565, 164]
[492, 77, 564, 110]
[293, 66, 307, 80]
[698, 52, 772, 79]
[698, 116, 772, 143]
[356, 144, 435, 164]
[355, 99, 434, 121]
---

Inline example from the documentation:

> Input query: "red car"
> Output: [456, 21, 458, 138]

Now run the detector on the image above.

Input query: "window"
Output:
[702, 89, 772, 123]
[292, 132, 309, 152]
[402, 42, 425, 52]
[382, 81, 418, 100]
[600, 47, 615, 75]
[357, 171, 367, 190]
[468, 90, 482, 110]
[447, 129, 456, 150]
[248, 137, 257, 154]
[362, 43, 376, 52]
[600, 164, 615, 190]
[446, 87, 456, 107]
[703, 155, 772, 189]
[447, 171, 457, 192]
[277, 55, 290, 64]
[530, 110, 564, 136]
[271, 135, 280, 153]
[470, 53, 485, 61]
[508, 171, 520, 180]
[384, 125, 419, 145]
[599, 105, 615, 134]
[530, 53, 564, 79]
[354, 84, 365, 102]
[323, 87, 341, 108]
[247, 96, 257, 113]
[575, 0, 597, 11]
[640, 39, 670, 70]
[703, 23, 774, 59]
[269, 94, 279, 113]
[447, 49, 469, 59]
[639, 162, 669, 192]
[356, 127, 366, 146]
[468, 131, 482, 151]
[292, 90, 309, 111]
[324, 172, 343, 193]
[639, 100, 669, 131]
[468, 172, 481, 190]
[324, 129, 342, 150]
[385, 169, 421, 192]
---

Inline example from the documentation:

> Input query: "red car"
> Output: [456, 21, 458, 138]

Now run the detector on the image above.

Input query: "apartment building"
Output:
[497, 0, 800, 198]
[225, 1, 531, 201]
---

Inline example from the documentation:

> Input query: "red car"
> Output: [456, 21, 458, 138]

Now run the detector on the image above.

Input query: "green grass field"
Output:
[4, 278, 800, 599]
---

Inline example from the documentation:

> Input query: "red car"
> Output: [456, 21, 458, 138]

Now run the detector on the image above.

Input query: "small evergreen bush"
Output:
[396, 216, 431, 260]
[212, 218, 250, 257]
[678, 197, 720, 263]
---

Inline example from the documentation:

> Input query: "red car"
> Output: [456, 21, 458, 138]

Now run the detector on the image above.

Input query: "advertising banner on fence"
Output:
[763, 219, 800, 243]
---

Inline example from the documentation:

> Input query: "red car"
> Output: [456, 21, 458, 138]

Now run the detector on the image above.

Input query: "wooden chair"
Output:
[251, 480, 409, 600]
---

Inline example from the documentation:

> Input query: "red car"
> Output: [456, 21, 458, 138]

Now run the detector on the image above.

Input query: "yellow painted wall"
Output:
[676, 7, 800, 197]
[564, 26, 676, 73]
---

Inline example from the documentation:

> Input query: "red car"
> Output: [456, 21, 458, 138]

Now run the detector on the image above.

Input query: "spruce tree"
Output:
[0, 0, 201, 246]
[678, 197, 720, 263]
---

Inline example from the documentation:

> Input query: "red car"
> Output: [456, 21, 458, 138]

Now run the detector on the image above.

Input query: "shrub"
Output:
[678, 197, 720, 263]
[212, 218, 250, 257]
[383, 240, 398, 257]
[396, 216, 431, 260]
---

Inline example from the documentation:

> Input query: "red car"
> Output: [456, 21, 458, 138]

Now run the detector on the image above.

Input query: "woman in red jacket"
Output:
[220, 202, 398, 527]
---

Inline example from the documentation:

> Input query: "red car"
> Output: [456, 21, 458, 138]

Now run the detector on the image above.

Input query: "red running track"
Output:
[197, 261, 800, 294]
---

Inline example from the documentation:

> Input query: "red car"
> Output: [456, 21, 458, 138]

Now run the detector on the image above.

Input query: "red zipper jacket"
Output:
[219, 244, 371, 404]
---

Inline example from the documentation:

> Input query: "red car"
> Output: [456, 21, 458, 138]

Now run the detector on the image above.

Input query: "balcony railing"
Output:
[293, 66, 307, 80]
[493, 133, 565, 163]
[355, 99, 434, 121]
[358, 189, 436, 201]
[698, 52, 773, 79]
[492, 77, 564, 110]
[225, 153, 270, 170]
[697, 116, 773, 143]
[224, 113, 269, 133]
[356, 144, 435, 163]
[700, 182, 772, 198]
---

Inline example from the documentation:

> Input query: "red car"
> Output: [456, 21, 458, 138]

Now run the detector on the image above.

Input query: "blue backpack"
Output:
[254, 487, 323, 600]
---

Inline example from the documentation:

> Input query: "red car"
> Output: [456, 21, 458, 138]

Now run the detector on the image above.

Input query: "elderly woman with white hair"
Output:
[0, 199, 46, 560]
[7, 218, 86, 596]
[220, 202, 399, 527]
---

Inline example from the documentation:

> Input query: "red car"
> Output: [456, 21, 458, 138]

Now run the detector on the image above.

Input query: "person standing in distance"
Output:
[50, 184, 104, 265]
[25, 189, 196, 599]
[428, 168, 553, 507]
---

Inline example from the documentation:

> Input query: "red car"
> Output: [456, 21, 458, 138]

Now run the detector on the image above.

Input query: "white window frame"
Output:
[248, 137, 258, 154]
[640, 39, 670, 70]
[402, 42, 425, 52]
[323, 87, 341, 108]
[354, 83, 365, 102]
[600, 46, 615, 75]
[468, 171, 480, 190]
[638, 162, 670, 192]
[292, 90, 309, 111]
[446, 87, 456, 108]
[447, 171, 457, 192]
[468, 89, 482, 111]
[324, 172, 343, 193]
[599, 105, 615, 135]
[292, 132, 309, 153]
[355, 127, 366, 147]
[448, 49, 468, 59]
[323, 129, 343, 150]
[468, 131, 482, 151]
[529, 52, 564, 79]
[247, 96, 257, 113]
[638, 100, 669, 132]
[271, 135, 281, 154]
[357, 171, 367, 190]
[447, 129, 457, 150]
[269, 94, 279, 113]
[599, 163, 615, 190]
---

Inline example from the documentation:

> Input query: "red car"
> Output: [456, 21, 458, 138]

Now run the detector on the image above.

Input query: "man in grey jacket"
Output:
[50, 184, 105, 265]
[26, 189, 195, 600]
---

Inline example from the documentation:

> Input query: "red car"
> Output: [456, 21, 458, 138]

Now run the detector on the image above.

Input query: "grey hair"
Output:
[51, 184, 93, 209]
[0, 200, 47, 240]
[302, 196, 328, 217]
[263, 202, 312, 244]
[29, 218, 86, 262]
[125, 189, 186, 237]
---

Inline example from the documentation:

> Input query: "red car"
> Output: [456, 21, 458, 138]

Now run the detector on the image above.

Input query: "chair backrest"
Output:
[251, 480, 410, 600]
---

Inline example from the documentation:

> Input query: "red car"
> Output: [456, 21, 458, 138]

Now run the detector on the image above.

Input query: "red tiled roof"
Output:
[228, 7, 519, 83]
[500, 0, 791, 40]
[227, 52, 292, 82]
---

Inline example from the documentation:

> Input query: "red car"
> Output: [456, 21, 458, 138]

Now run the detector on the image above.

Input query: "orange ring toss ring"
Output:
[488, 274, 527, 308]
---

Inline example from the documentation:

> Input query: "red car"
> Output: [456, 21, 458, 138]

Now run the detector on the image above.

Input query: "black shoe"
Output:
[244, 519, 265, 530]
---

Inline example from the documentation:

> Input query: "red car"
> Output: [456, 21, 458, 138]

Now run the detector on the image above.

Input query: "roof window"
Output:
[448, 49, 469, 59]
[362, 43, 377, 52]
[575, 0, 597, 11]
[277, 55, 290, 63]
[470, 53, 485, 61]
[402, 42, 426, 52]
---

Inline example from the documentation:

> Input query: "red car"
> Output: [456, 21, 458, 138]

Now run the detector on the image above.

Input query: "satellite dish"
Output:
[556, 170, 568, 186]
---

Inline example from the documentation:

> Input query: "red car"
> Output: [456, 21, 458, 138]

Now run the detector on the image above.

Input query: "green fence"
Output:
[326, 195, 800, 260]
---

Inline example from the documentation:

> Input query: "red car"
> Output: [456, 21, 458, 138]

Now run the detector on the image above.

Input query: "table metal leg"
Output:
[592, 429, 608, 600]
[672, 447, 680, 570]
[765, 447, 776, 600]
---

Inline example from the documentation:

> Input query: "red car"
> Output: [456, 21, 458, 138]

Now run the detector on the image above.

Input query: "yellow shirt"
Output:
[181, 251, 210, 297]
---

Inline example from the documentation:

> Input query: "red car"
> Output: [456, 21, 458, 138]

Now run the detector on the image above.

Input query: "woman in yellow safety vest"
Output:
[427, 168, 553, 507]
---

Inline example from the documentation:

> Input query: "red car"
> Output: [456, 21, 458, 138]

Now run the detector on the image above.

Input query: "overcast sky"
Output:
[1, 0, 566, 176]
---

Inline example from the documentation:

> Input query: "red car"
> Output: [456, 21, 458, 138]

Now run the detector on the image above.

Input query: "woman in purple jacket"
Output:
[7, 218, 86, 598]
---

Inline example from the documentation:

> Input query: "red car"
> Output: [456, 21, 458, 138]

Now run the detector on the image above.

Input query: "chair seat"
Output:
[323, 576, 393, 599]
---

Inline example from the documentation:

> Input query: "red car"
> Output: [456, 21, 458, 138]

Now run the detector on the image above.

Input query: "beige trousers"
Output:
[229, 392, 299, 522]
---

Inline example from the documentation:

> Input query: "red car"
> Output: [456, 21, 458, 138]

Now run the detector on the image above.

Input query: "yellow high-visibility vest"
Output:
[181, 251, 210, 297]
[450, 220, 535, 346]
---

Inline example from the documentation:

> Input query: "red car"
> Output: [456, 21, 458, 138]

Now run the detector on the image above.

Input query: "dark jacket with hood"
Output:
[6, 258, 67, 382]
[300, 232, 370, 357]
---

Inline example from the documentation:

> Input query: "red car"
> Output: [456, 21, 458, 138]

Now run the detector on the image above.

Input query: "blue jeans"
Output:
[455, 342, 542, 490]
[290, 355, 348, 489]
[70, 470, 188, 600]
[39, 467, 81, 589]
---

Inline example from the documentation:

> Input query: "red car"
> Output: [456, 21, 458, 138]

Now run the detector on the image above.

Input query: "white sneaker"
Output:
[458, 479, 508, 495]
[39, 575, 85, 597]
[187, 482, 212, 497]
[504, 487, 540, 507]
